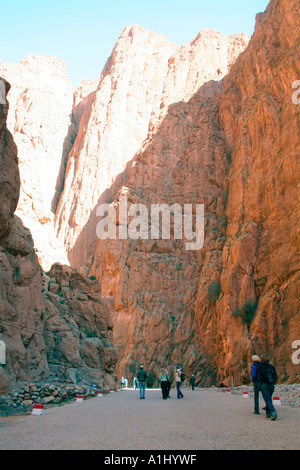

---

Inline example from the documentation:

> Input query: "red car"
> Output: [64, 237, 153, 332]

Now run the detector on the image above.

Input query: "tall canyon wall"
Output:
[0, 55, 75, 270]
[0, 76, 117, 394]
[70, 0, 298, 385]
[0, 0, 299, 390]
[55, 26, 249, 268]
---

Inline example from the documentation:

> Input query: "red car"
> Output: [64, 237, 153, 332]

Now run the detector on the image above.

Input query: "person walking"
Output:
[137, 365, 148, 399]
[159, 368, 169, 400]
[133, 377, 139, 390]
[190, 374, 196, 391]
[175, 367, 184, 399]
[251, 355, 261, 414]
[165, 366, 171, 398]
[255, 355, 278, 420]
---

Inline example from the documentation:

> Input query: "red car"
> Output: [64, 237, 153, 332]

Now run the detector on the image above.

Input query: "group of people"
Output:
[251, 354, 278, 420]
[126, 355, 279, 421]
[120, 376, 140, 390]
[136, 365, 194, 400]
[120, 377, 128, 389]
[159, 366, 185, 399]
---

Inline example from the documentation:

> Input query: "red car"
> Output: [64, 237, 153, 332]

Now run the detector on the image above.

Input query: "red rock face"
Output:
[89, 82, 228, 385]
[217, 0, 300, 383]
[86, 1, 299, 385]
[2, 0, 298, 389]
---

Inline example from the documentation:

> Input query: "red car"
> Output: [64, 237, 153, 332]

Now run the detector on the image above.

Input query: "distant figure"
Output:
[120, 377, 125, 389]
[124, 378, 128, 388]
[251, 355, 261, 414]
[190, 374, 196, 391]
[175, 367, 184, 399]
[0, 340, 5, 365]
[133, 377, 139, 390]
[255, 355, 278, 420]
[159, 367, 169, 400]
[165, 366, 171, 398]
[137, 365, 148, 399]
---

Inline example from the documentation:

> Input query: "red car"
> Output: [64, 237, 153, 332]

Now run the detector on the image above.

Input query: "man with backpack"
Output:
[254, 355, 278, 420]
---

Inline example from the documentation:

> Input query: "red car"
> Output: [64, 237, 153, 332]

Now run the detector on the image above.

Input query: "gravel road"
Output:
[0, 388, 299, 450]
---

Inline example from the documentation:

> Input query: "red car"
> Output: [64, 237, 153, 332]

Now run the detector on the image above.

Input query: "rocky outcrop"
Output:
[0, 77, 20, 243]
[0, 219, 117, 391]
[0, 216, 49, 390]
[0, 77, 21, 394]
[55, 26, 249, 268]
[41, 263, 117, 388]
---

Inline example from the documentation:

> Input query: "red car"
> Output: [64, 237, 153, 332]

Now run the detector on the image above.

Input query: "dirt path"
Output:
[0, 388, 299, 450]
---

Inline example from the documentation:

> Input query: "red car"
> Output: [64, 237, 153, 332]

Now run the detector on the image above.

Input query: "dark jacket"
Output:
[254, 363, 277, 385]
[190, 376, 196, 385]
[137, 369, 148, 382]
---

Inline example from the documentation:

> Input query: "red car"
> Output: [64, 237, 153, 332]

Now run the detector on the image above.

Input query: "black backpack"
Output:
[181, 372, 185, 382]
[259, 363, 276, 384]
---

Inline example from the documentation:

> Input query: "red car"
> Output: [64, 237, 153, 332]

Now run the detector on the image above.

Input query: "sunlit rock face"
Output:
[55, 25, 249, 269]
[2, 0, 298, 389]
[79, 1, 299, 385]
[0, 54, 74, 270]
[55, 25, 248, 385]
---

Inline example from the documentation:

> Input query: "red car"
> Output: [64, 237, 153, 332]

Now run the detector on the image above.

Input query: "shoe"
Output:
[271, 412, 277, 421]
[254, 412, 260, 415]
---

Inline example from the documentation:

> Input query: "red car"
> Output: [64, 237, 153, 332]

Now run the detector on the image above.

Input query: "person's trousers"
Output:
[253, 381, 260, 413]
[261, 383, 276, 416]
[167, 379, 171, 397]
[139, 381, 146, 398]
[176, 381, 183, 398]
[161, 381, 169, 399]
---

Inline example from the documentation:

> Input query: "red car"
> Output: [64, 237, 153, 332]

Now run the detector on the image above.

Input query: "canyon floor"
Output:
[0, 388, 299, 450]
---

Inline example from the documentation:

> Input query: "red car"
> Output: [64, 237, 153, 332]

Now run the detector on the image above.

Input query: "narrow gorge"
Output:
[0, 0, 299, 396]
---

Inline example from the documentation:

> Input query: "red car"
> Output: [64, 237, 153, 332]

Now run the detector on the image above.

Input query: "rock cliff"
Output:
[1, 0, 299, 392]
[217, 0, 300, 383]
[0, 78, 20, 242]
[86, 0, 299, 385]
[0, 76, 117, 393]
[55, 25, 249, 268]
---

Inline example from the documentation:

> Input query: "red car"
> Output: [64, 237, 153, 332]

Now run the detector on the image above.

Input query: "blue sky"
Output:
[0, 0, 270, 88]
